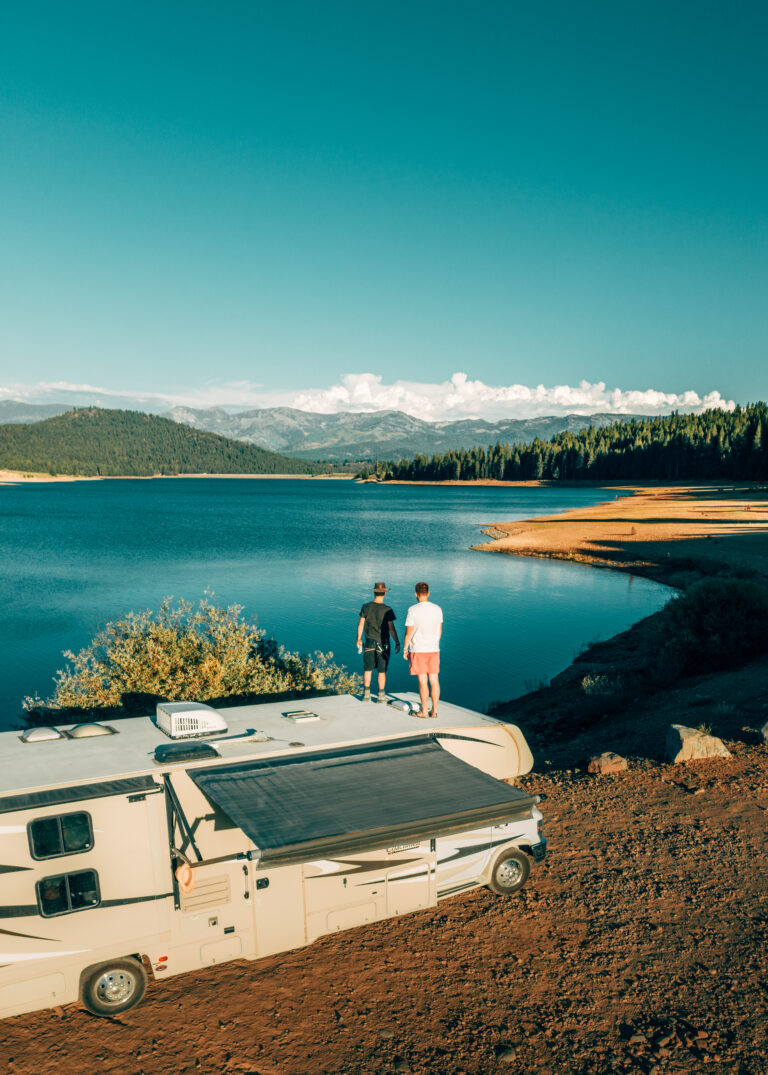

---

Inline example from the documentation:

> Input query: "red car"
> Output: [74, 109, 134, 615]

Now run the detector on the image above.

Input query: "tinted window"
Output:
[37, 875, 69, 916]
[61, 813, 92, 853]
[29, 816, 63, 857]
[37, 870, 100, 917]
[29, 812, 93, 859]
[68, 870, 100, 910]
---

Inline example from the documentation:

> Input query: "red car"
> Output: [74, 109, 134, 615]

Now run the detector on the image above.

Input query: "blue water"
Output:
[0, 479, 669, 727]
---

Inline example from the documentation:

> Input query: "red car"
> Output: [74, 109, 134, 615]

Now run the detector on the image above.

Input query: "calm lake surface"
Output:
[0, 479, 669, 728]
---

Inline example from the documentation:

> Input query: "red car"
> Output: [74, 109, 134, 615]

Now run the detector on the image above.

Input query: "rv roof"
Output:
[0, 693, 505, 798]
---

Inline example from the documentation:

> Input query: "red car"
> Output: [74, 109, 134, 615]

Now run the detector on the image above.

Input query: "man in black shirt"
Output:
[356, 582, 400, 702]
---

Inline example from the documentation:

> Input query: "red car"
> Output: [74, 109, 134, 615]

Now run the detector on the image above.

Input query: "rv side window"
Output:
[36, 870, 101, 917]
[28, 812, 93, 859]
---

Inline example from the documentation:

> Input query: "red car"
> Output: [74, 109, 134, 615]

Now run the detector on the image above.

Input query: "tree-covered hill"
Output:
[0, 407, 322, 476]
[372, 404, 768, 483]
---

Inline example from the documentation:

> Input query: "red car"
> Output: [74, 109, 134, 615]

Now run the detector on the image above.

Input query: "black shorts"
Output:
[363, 643, 390, 673]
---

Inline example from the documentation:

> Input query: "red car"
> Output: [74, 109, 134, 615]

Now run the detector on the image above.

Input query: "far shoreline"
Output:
[0, 469, 353, 485]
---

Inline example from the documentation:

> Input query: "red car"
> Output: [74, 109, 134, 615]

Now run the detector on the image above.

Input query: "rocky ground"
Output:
[3, 735, 767, 1074]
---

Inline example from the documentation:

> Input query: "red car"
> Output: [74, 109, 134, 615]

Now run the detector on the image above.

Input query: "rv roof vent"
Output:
[69, 723, 114, 738]
[154, 741, 219, 765]
[20, 726, 64, 743]
[282, 710, 320, 724]
[156, 702, 228, 740]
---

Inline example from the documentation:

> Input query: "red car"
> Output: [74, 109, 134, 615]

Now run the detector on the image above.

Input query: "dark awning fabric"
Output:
[0, 775, 161, 814]
[189, 736, 536, 865]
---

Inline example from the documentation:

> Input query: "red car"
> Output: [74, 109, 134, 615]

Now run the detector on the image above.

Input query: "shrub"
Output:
[24, 596, 360, 713]
[654, 577, 768, 678]
[581, 673, 623, 697]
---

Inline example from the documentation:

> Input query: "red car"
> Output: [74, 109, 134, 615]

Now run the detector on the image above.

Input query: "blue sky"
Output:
[0, 1, 765, 418]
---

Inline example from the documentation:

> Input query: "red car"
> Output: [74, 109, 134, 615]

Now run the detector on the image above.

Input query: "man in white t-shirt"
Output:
[403, 581, 443, 719]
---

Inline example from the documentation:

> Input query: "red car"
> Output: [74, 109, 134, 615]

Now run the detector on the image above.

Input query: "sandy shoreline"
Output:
[473, 482, 768, 587]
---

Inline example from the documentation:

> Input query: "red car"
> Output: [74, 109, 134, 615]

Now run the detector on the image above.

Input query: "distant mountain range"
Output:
[0, 400, 74, 423]
[165, 406, 650, 461]
[0, 408, 321, 476]
[0, 399, 654, 462]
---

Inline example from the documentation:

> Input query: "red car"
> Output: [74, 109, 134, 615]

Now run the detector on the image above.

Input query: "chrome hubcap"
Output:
[95, 970, 136, 1005]
[497, 858, 523, 887]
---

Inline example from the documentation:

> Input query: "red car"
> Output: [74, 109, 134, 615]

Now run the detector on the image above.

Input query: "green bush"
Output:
[655, 577, 768, 677]
[24, 596, 359, 713]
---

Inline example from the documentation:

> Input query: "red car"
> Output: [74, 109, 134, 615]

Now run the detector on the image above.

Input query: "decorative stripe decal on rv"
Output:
[313, 858, 415, 878]
[0, 926, 58, 942]
[0, 865, 31, 874]
[0, 905, 36, 918]
[100, 893, 173, 909]
[0, 893, 173, 918]
[0, 949, 89, 964]
[434, 732, 504, 748]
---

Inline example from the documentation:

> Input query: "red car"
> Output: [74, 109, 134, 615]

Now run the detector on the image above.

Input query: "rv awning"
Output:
[188, 736, 536, 865]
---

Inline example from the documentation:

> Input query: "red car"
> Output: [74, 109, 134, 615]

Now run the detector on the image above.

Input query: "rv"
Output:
[0, 693, 545, 1019]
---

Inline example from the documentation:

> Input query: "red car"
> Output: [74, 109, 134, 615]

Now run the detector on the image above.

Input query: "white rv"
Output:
[0, 693, 545, 1019]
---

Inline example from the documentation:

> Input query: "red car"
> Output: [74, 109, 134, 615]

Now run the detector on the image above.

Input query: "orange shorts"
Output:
[408, 651, 440, 676]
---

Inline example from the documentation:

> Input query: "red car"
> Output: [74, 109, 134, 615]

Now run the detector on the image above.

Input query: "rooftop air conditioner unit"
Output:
[155, 702, 228, 740]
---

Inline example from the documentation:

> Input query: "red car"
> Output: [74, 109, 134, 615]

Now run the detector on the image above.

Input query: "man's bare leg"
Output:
[428, 673, 440, 718]
[363, 669, 372, 700]
[416, 673, 430, 716]
[377, 670, 387, 701]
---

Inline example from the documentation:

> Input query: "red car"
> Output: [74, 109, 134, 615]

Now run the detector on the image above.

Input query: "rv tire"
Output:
[80, 957, 148, 1016]
[488, 848, 530, 895]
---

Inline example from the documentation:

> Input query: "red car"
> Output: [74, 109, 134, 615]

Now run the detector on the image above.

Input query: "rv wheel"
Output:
[81, 957, 148, 1016]
[488, 848, 530, 895]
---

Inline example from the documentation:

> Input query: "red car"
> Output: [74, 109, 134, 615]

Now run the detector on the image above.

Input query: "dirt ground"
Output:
[3, 742, 767, 1075]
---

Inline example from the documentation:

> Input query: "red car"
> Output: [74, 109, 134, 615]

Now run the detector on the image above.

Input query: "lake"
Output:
[0, 479, 669, 728]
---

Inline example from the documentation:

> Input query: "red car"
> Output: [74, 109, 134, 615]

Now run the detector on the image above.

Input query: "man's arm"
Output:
[388, 619, 400, 652]
[356, 615, 365, 647]
[403, 625, 415, 657]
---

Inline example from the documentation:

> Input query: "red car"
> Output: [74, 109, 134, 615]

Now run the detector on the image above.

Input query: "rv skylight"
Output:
[68, 723, 114, 739]
[20, 726, 65, 743]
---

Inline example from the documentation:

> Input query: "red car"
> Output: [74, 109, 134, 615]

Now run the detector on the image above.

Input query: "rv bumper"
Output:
[530, 839, 547, 863]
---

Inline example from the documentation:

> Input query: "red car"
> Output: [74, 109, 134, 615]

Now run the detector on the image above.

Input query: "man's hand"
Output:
[395, 641, 401, 654]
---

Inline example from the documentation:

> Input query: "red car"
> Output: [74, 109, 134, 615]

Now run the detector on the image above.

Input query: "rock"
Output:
[587, 751, 628, 775]
[760, 720, 768, 743]
[665, 725, 731, 764]
[496, 1047, 517, 1063]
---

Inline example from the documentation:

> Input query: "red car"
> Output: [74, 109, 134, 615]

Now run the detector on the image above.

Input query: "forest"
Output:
[0, 407, 321, 476]
[368, 404, 768, 483]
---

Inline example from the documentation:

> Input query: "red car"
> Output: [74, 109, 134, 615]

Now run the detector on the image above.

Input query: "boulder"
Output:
[587, 751, 628, 775]
[665, 724, 731, 764]
[760, 720, 768, 744]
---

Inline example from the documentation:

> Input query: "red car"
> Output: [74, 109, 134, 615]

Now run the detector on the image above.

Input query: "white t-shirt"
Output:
[405, 601, 443, 652]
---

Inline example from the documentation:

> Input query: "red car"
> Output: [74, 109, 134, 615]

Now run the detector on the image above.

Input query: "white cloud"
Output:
[1, 373, 736, 422]
[292, 372, 736, 421]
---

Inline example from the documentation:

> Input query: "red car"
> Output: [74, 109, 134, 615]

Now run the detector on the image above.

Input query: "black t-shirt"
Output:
[360, 602, 395, 645]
